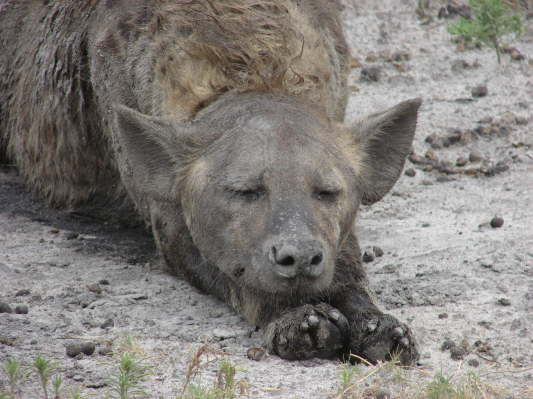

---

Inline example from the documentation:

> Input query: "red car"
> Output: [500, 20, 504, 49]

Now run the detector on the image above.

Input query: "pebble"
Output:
[0, 302, 13, 313]
[15, 289, 31, 297]
[497, 298, 511, 306]
[15, 305, 29, 314]
[515, 116, 528, 125]
[471, 85, 488, 98]
[404, 168, 416, 177]
[66, 341, 96, 358]
[456, 157, 468, 167]
[360, 65, 381, 82]
[98, 279, 110, 285]
[468, 151, 483, 163]
[438, 313, 448, 319]
[490, 216, 504, 228]
[362, 250, 375, 263]
[247, 347, 266, 361]
[49, 228, 60, 234]
[468, 358, 480, 367]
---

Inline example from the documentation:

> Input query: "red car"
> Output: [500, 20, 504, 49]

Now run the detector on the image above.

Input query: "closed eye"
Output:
[226, 186, 266, 201]
[313, 188, 341, 202]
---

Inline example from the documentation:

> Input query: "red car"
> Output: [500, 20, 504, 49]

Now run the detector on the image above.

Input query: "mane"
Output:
[134, 0, 346, 119]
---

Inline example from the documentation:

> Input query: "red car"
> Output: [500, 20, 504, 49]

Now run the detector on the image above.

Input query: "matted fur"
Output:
[0, 0, 349, 207]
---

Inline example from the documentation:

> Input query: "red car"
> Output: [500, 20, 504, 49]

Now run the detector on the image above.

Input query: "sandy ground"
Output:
[1, 1, 532, 398]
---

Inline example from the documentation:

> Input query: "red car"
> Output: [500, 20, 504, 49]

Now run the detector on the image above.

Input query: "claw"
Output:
[307, 314, 319, 327]
[329, 310, 340, 321]
[300, 321, 310, 331]
[392, 327, 404, 338]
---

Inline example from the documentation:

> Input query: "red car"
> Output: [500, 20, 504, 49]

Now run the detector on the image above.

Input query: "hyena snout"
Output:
[268, 238, 325, 279]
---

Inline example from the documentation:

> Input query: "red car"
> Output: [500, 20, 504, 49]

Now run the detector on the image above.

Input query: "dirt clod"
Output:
[66, 341, 96, 357]
[471, 84, 488, 98]
[360, 65, 381, 82]
[490, 216, 504, 228]
[65, 232, 79, 240]
[441, 339, 456, 351]
[14, 304, 28, 314]
[100, 318, 114, 329]
[87, 283, 102, 294]
[0, 302, 13, 313]
[450, 346, 467, 360]
[497, 298, 511, 306]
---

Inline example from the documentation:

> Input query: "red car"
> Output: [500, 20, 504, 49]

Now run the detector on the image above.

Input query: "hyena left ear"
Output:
[351, 98, 422, 205]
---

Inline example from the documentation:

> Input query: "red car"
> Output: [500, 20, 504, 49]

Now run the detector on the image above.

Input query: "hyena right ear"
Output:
[113, 104, 198, 199]
[351, 98, 422, 205]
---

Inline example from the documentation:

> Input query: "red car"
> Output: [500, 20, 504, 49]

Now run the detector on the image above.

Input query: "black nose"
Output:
[269, 241, 325, 279]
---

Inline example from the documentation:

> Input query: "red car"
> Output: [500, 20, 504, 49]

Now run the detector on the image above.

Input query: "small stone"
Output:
[49, 228, 60, 234]
[469, 151, 483, 163]
[446, 130, 462, 145]
[471, 85, 488, 98]
[456, 157, 468, 167]
[65, 232, 79, 240]
[362, 250, 375, 263]
[247, 347, 266, 361]
[100, 318, 114, 329]
[450, 346, 466, 360]
[441, 339, 456, 351]
[15, 289, 31, 297]
[72, 375, 84, 382]
[497, 298, 511, 306]
[360, 66, 381, 82]
[98, 279, 110, 285]
[468, 358, 480, 367]
[404, 168, 416, 177]
[490, 216, 504, 228]
[14, 305, 28, 314]
[373, 246, 384, 257]
[0, 302, 13, 313]
[438, 313, 448, 319]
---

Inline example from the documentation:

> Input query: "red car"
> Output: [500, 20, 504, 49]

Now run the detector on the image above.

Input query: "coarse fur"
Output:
[0, 0, 422, 364]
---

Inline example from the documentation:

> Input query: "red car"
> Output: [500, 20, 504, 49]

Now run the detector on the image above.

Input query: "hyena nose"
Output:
[269, 241, 325, 279]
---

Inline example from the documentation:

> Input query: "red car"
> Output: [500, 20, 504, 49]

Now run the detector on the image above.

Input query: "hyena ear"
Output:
[113, 104, 197, 199]
[351, 98, 422, 205]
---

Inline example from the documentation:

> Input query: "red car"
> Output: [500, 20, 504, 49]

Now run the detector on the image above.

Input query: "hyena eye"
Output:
[227, 187, 265, 202]
[314, 188, 340, 202]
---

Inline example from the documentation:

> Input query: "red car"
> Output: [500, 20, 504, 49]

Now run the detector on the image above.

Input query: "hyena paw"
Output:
[265, 303, 350, 360]
[351, 314, 419, 365]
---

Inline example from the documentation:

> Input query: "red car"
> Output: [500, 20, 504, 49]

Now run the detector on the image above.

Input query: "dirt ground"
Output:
[1, 1, 532, 398]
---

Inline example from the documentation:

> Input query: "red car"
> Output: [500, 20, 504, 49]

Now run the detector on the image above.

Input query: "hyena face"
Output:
[114, 93, 421, 296]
